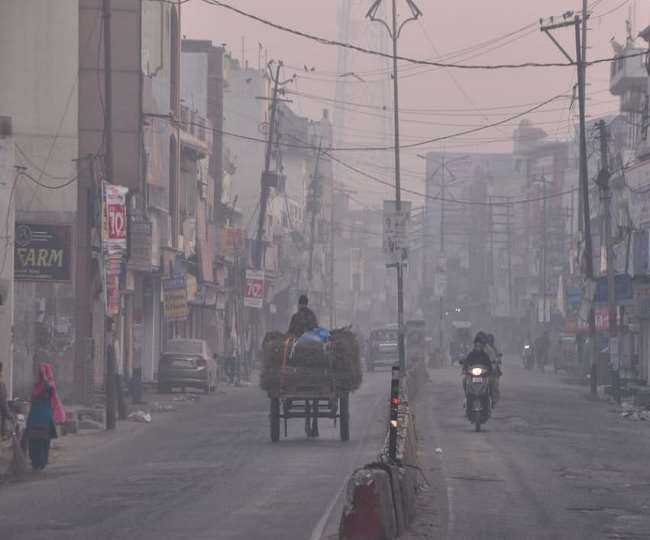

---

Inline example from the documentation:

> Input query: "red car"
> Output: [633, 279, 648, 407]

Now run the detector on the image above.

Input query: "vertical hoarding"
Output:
[383, 200, 411, 264]
[244, 269, 265, 309]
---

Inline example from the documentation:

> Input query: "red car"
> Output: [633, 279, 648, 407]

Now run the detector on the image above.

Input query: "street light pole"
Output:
[367, 0, 422, 376]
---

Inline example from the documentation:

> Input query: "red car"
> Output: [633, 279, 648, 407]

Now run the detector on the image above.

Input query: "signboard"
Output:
[634, 281, 650, 320]
[162, 277, 189, 321]
[14, 223, 72, 282]
[244, 269, 265, 309]
[577, 307, 620, 332]
[609, 336, 620, 370]
[104, 253, 122, 317]
[128, 210, 152, 271]
[221, 227, 245, 259]
[593, 274, 633, 306]
[102, 183, 128, 254]
[383, 200, 411, 263]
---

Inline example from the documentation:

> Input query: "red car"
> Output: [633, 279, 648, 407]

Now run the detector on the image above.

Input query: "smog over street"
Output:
[2, 1, 650, 540]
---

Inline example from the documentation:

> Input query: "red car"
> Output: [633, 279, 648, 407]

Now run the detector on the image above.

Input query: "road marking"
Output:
[309, 483, 345, 540]
[309, 377, 389, 540]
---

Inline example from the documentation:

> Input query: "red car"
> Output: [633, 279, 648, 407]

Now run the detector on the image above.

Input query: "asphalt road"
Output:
[416, 358, 650, 540]
[0, 370, 391, 540]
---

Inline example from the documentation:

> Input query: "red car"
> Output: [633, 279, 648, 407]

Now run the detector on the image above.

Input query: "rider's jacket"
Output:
[462, 348, 492, 373]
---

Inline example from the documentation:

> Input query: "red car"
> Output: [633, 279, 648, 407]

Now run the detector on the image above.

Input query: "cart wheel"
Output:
[339, 393, 350, 442]
[270, 398, 280, 443]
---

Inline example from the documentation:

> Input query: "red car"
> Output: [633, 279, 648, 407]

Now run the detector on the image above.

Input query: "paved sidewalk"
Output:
[0, 384, 239, 485]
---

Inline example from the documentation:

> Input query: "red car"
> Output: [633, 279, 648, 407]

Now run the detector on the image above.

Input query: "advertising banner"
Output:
[244, 269, 265, 309]
[102, 183, 129, 254]
[14, 223, 72, 282]
[162, 277, 189, 321]
[128, 209, 152, 271]
[383, 200, 411, 264]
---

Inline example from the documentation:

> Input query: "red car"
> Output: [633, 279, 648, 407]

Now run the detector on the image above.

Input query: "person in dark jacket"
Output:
[288, 295, 319, 338]
[462, 332, 493, 373]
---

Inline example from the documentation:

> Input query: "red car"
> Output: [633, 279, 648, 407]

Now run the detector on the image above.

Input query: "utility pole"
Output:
[541, 10, 598, 395]
[254, 62, 282, 270]
[307, 144, 322, 289]
[542, 175, 548, 330]
[506, 200, 513, 315]
[597, 120, 620, 403]
[329, 186, 336, 329]
[102, 0, 117, 430]
[439, 158, 445, 352]
[367, 0, 422, 378]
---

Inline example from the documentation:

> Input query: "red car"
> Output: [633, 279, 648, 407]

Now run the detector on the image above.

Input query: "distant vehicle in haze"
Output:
[158, 339, 217, 394]
[450, 321, 472, 364]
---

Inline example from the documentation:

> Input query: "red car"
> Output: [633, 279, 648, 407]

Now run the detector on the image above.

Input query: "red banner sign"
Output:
[244, 270, 264, 309]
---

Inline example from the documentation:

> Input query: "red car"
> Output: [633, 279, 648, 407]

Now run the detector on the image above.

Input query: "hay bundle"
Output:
[260, 332, 292, 391]
[331, 328, 362, 392]
[260, 328, 362, 394]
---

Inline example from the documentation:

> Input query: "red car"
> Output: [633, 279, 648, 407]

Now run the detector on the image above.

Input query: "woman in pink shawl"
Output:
[25, 363, 65, 470]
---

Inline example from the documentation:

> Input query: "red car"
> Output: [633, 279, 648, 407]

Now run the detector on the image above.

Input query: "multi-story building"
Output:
[0, 117, 14, 397]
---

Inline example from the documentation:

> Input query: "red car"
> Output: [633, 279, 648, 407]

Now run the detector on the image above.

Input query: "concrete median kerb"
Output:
[338, 366, 424, 540]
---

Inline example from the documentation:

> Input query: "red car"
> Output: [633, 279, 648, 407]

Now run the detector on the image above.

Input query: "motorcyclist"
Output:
[462, 332, 492, 373]
[485, 334, 502, 405]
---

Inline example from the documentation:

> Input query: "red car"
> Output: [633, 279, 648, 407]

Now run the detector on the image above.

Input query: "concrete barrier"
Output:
[339, 467, 398, 540]
[338, 371, 423, 540]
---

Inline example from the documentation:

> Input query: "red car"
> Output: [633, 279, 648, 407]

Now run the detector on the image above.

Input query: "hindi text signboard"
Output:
[163, 277, 189, 321]
[383, 200, 411, 264]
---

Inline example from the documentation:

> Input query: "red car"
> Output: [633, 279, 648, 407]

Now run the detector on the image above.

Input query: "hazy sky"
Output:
[182, 0, 650, 199]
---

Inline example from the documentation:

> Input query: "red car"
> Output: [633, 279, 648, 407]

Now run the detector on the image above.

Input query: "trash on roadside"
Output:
[128, 410, 152, 423]
[171, 395, 201, 402]
[435, 447, 443, 454]
[151, 402, 176, 413]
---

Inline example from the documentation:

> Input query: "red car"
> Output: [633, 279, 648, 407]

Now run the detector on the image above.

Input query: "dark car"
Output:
[158, 339, 217, 393]
[367, 325, 399, 371]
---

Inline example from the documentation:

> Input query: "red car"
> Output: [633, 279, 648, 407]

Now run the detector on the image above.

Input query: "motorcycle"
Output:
[522, 344, 534, 370]
[463, 365, 492, 432]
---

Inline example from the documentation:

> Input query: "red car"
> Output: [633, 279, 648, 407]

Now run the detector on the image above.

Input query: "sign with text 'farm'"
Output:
[14, 223, 72, 282]
[244, 270, 265, 309]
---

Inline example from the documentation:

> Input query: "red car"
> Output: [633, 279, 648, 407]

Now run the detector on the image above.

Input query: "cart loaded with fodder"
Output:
[261, 327, 362, 442]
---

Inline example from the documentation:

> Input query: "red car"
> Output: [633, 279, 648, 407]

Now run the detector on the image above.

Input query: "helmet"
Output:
[298, 294, 309, 306]
[474, 332, 487, 344]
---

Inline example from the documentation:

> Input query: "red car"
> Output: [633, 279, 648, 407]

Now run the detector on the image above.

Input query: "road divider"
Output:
[338, 361, 428, 540]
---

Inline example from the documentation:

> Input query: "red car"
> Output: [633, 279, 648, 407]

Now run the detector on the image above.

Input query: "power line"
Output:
[172, 92, 568, 152]
[200, 0, 647, 71]
[326, 150, 577, 207]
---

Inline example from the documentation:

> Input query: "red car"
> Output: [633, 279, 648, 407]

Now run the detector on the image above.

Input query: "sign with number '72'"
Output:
[244, 269, 265, 309]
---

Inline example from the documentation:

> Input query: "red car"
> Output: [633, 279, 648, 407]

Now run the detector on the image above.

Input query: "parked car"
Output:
[158, 339, 217, 393]
[366, 325, 399, 371]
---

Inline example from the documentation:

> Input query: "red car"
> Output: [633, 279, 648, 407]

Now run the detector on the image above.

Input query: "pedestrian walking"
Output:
[0, 361, 11, 440]
[25, 363, 65, 471]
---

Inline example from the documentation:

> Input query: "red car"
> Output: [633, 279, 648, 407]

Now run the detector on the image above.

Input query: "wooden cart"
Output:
[267, 364, 350, 442]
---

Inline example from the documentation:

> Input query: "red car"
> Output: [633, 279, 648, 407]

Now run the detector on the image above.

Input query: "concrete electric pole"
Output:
[541, 8, 598, 395]
[597, 120, 620, 403]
